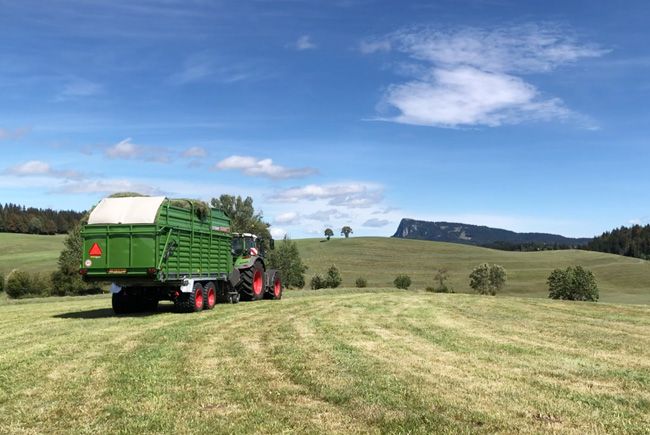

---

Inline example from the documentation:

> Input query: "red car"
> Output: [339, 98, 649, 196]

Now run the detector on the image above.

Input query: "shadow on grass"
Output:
[53, 303, 177, 319]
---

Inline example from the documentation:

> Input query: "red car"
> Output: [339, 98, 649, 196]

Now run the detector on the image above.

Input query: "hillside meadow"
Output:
[0, 289, 648, 434]
[0, 233, 65, 275]
[293, 237, 650, 305]
[1, 233, 649, 304]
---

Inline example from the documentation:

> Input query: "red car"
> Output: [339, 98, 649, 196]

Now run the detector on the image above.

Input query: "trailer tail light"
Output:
[147, 268, 158, 276]
[79, 268, 88, 276]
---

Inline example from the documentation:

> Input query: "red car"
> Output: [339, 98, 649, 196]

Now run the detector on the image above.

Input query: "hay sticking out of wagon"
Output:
[170, 199, 211, 221]
[109, 192, 149, 198]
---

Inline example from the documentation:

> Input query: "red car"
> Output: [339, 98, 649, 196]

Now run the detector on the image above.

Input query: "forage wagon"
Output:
[80, 196, 282, 314]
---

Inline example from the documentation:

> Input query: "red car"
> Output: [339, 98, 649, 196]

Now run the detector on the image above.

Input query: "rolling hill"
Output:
[1, 233, 649, 305]
[293, 237, 650, 304]
[393, 218, 591, 247]
[0, 233, 66, 275]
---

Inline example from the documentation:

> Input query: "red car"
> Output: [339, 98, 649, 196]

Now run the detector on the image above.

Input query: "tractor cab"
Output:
[232, 233, 264, 258]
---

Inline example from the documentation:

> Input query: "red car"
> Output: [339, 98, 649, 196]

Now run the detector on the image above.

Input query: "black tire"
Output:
[239, 261, 265, 301]
[174, 283, 204, 313]
[268, 271, 284, 301]
[203, 282, 217, 310]
[265, 271, 283, 300]
[112, 291, 131, 314]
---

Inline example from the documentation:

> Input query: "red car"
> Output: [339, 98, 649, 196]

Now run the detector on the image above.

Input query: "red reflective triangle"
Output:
[89, 242, 102, 257]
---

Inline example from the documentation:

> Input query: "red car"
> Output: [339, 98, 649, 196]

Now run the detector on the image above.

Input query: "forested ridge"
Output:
[0, 203, 84, 235]
[587, 224, 650, 259]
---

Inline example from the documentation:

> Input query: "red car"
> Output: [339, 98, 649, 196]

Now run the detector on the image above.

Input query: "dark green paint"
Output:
[81, 199, 232, 283]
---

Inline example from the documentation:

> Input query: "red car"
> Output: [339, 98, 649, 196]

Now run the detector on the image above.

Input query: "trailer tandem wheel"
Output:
[203, 282, 217, 310]
[175, 283, 204, 313]
[112, 291, 131, 315]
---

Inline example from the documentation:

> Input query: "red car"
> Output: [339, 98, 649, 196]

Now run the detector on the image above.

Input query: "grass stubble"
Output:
[0, 289, 648, 434]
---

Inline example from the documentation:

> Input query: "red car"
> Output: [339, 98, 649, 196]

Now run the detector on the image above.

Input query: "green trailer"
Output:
[80, 196, 282, 313]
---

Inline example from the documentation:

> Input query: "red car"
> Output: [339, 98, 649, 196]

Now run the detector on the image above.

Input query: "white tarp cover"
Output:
[88, 196, 166, 225]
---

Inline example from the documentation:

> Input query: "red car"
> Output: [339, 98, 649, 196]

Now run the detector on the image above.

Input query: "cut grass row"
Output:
[0, 289, 648, 433]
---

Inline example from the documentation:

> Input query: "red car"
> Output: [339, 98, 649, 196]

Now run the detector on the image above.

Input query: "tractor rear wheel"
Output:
[203, 282, 217, 310]
[239, 261, 265, 301]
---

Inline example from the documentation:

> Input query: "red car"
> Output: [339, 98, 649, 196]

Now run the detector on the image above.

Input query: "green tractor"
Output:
[231, 233, 282, 302]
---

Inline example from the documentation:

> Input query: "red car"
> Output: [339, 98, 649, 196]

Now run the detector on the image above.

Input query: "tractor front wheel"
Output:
[271, 273, 282, 300]
[265, 271, 283, 300]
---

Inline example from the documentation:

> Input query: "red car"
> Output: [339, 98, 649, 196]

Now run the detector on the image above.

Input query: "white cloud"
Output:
[359, 39, 391, 54]
[366, 23, 608, 128]
[304, 209, 350, 221]
[274, 211, 301, 225]
[214, 155, 317, 180]
[0, 127, 30, 141]
[384, 66, 570, 127]
[182, 146, 207, 158]
[270, 182, 383, 208]
[55, 179, 162, 195]
[294, 35, 316, 50]
[169, 53, 258, 85]
[4, 160, 80, 179]
[106, 138, 139, 159]
[270, 227, 287, 239]
[59, 78, 103, 98]
[105, 138, 169, 163]
[7, 160, 50, 176]
[363, 218, 390, 227]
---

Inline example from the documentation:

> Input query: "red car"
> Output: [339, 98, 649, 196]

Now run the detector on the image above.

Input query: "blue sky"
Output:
[1, 0, 649, 238]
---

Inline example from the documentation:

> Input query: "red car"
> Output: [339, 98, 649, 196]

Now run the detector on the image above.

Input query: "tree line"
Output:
[586, 224, 650, 260]
[0, 203, 84, 235]
[481, 241, 575, 252]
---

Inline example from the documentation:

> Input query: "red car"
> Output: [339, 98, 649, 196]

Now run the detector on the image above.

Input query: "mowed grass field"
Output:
[0, 289, 648, 434]
[294, 237, 650, 304]
[0, 233, 65, 275]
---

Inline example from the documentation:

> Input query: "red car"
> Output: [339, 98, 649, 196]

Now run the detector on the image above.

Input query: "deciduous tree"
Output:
[341, 226, 353, 238]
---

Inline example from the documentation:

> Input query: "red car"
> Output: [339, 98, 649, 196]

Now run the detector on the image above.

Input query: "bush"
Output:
[267, 236, 308, 289]
[548, 266, 599, 301]
[51, 270, 87, 296]
[325, 265, 342, 289]
[394, 274, 412, 290]
[310, 274, 326, 290]
[426, 285, 454, 293]
[469, 263, 507, 295]
[355, 277, 367, 288]
[0, 272, 4, 293]
[431, 268, 454, 293]
[5, 270, 32, 298]
[31, 273, 53, 297]
[6, 271, 54, 299]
